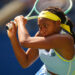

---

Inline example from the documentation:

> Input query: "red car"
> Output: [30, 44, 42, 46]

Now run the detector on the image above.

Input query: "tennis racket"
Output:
[6, 0, 73, 30]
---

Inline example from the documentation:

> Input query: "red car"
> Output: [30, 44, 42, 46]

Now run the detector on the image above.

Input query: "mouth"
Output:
[42, 32, 47, 36]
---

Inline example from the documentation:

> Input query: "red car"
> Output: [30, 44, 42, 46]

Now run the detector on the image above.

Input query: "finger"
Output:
[6, 22, 12, 30]
[10, 21, 15, 25]
[15, 15, 22, 19]
[14, 16, 20, 24]
[7, 21, 15, 30]
[10, 21, 17, 31]
[10, 22, 15, 29]
[6, 22, 10, 26]
[15, 15, 24, 20]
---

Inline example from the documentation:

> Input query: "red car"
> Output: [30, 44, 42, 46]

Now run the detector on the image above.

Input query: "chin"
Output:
[41, 33, 50, 37]
[45, 33, 54, 37]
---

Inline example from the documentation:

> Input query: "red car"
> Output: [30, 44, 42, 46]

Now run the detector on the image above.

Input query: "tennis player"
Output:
[6, 7, 75, 75]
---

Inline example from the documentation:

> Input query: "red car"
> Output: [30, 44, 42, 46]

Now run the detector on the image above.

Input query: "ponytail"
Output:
[66, 18, 75, 43]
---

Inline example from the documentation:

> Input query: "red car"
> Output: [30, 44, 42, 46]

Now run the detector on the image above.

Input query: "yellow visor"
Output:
[60, 24, 72, 34]
[38, 11, 61, 21]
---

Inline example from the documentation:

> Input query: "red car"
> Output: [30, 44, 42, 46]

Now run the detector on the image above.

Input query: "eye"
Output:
[43, 24, 47, 28]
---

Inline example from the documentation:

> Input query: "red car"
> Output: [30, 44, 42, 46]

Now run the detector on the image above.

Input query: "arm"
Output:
[15, 16, 74, 60]
[11, 37, 39, 68]
[6, 21, 39, 68]
[21, 34, 74, 60]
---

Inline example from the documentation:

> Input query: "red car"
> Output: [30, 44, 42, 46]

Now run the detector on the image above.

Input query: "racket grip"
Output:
[6, 17, 27, 30]
[6, 16, 38, 30]
[6, 21, 17, 30]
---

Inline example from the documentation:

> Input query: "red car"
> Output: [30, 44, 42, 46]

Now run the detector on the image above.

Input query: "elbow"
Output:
[20, 62, 30, 69]
[21, 64, 30, 69]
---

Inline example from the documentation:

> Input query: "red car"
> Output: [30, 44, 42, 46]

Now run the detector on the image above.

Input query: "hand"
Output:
[6, 21, 17, 39]
[14, 15, 27, 26]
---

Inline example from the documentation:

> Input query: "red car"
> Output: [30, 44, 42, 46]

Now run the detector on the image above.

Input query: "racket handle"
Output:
[6, 16, 38, 30]
[6, 21, 17, 30]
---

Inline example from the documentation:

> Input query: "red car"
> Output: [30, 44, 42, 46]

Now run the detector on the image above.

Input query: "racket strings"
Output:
[36, 0, 72, 13]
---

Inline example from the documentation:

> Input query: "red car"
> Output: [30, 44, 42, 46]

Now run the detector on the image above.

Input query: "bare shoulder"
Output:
[48, 34, 75, 60]
[64, 34, 74, 41]
[59, 34, 75, 60]
[61, 34, 74, 44]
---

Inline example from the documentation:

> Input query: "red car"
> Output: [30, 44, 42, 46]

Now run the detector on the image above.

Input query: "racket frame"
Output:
[26, 0, 73, 20]
[7, 0, 73, 29]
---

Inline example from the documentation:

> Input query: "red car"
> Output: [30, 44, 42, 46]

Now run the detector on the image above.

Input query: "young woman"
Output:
[6, 7, 75, 75]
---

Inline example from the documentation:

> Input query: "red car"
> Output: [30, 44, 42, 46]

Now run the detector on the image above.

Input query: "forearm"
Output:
[10, 36, 39, 68]
[18, 22, 30, 43]
[10, 36, 28, 68]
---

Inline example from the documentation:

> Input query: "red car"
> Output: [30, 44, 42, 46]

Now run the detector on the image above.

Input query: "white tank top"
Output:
[38, 30, 75, 75]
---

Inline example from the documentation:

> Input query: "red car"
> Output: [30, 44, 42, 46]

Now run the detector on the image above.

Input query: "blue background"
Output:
[0, 0, 75, 75]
